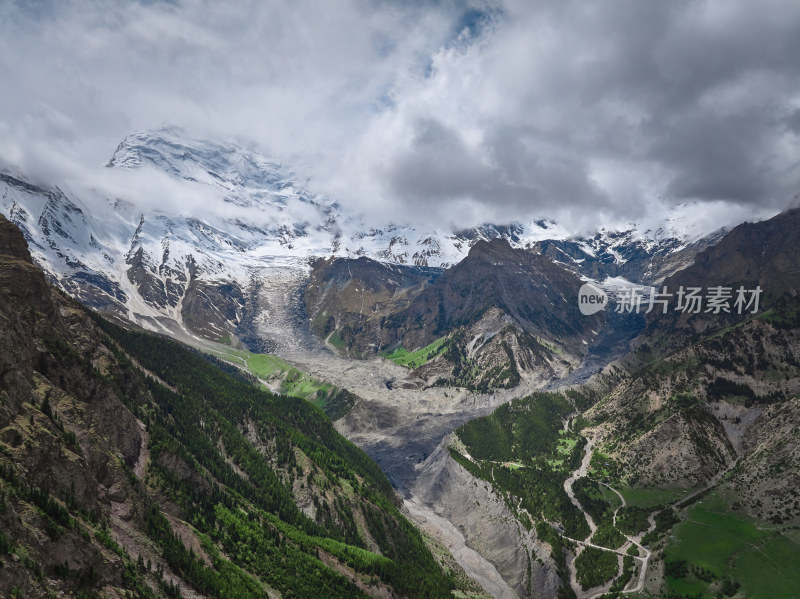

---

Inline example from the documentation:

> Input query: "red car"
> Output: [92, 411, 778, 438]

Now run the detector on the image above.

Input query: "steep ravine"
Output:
[410, 436, 562, 599]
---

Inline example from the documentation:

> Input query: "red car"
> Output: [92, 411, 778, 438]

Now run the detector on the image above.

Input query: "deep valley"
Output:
[1, 129, 799, 599]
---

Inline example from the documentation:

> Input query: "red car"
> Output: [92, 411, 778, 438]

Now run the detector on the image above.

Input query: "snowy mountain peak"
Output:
[106, 127, 317, 210]
[1, 128, 726, 347]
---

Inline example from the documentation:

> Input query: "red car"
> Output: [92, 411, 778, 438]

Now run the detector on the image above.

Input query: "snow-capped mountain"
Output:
[0, 127, 722, 349]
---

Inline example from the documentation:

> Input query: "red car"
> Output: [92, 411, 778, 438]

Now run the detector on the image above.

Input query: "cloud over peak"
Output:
[1, 0, 797, 232]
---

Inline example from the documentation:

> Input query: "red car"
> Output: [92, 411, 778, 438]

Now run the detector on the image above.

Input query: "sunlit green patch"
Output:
[382, 336, 449, 368]
[664, 492, 800, 599]
[617, 486, 692, 509]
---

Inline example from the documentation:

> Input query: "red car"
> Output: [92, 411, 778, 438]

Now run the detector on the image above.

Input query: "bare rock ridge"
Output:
[532, 228, 725, 285]
[308, 238, 601, 356]
[305, 238, 604, 392]
[304, 255, 441, 356]
[645, 206, 800, 343]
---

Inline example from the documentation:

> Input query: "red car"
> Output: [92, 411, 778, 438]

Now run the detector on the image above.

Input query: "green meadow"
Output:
[382, 336, 449, 368]
[664, 493, 800, 598]
[246, 353, 334, 401]
[617, 486, 692, 509]
[206, 345, 336, 409]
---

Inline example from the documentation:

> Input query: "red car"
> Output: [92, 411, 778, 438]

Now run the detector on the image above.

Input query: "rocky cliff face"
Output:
[411, 436, 562, 599]
[532, 227, 725, 285]
[0, 170, 252, 345]
[306, 238, 602, 391]
[0, 214, 151, 595]
[643, 207, 800, 344]
[304, 255, 441, 356]
[393, 239, 597, 353]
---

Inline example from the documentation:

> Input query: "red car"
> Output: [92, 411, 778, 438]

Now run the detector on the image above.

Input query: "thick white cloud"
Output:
[0, 0, 798, 232]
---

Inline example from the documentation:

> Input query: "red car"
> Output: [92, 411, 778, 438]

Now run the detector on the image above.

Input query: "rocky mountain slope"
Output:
[642, 206, 800, 345]
[406, 206, 800, 597]
[531, 226, 726, 286]
[0, 214, 464, 598]
[304, 255, 441, 357]
[415, 296, 800, 596]
[305, 239, 604, 392]
[581, 208, 800, 519]
[587, 304, 800, 507]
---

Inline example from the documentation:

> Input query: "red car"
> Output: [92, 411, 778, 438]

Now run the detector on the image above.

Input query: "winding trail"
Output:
[592, 481, 651, 597]
[562, 436, 743, 599]
[563, 439, 651, 598]
[564, 440, 598, 534]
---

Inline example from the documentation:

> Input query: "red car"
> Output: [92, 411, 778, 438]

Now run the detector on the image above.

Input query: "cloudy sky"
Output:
[1, 0, 799, 232]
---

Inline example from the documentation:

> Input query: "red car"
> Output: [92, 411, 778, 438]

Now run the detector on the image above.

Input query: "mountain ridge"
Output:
[0, 212, 468, 598]
[1, 127, 727, 353]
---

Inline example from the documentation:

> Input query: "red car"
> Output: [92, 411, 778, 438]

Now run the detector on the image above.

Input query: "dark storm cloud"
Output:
[383, 118, 611, 217]
[0, 0, 798, 231]
[649, 109, 776, 202]
[330, 0, 800, 227]
[787, 110, 800, 134]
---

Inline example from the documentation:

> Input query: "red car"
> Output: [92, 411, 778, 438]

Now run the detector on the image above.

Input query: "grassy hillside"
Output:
[382, 336, 449, 368]
[664, 492, 800, 598]
[206, 345, 357, 420]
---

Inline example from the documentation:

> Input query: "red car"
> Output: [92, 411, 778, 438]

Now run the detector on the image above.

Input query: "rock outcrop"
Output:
[411, 436, 562, 599]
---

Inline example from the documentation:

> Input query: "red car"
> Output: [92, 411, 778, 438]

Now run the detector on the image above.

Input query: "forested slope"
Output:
[0, 214, 456, 598]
